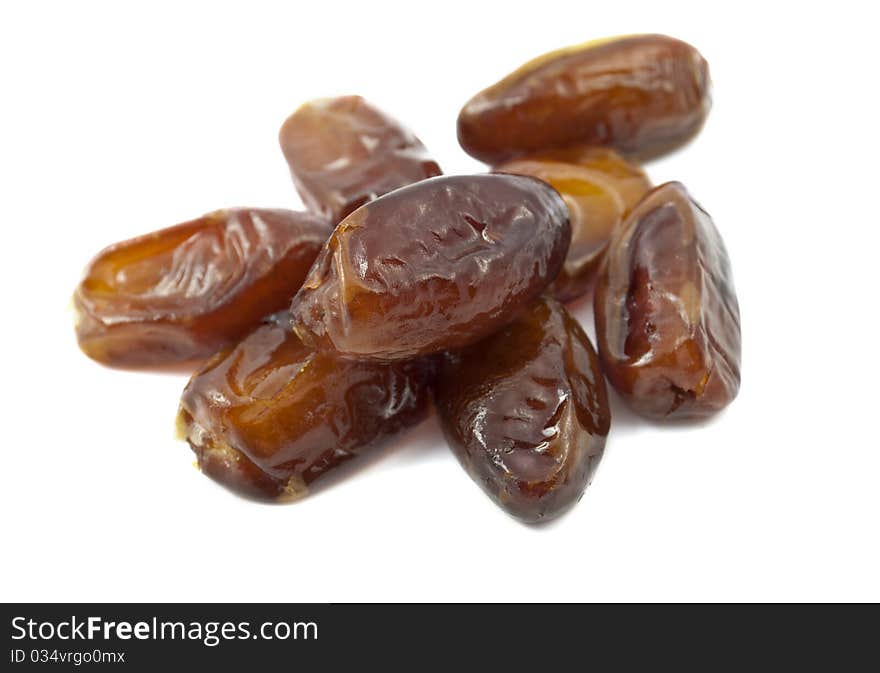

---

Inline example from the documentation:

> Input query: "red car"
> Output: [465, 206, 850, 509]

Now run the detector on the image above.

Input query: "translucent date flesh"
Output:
[74, 208, 330, 367]
[496, 147, 651, 301]
[435, 297, 610, 523]
[594, 182, 741, 420]
[177, 315, 432, 501]
[290, 174, 571, 361]
[279, 96, 442, 224]
[458, 34, 711, 164]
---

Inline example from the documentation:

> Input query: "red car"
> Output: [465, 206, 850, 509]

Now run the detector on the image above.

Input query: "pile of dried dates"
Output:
[73, 34, 741, 523]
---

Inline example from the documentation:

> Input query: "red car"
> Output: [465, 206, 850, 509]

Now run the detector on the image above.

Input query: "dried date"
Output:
[74, 208, 330, 367]
[290, 174, 571, 361]
[495, 147, 651, 301]
[279, 95, 442, 223]
[594, 182, 741, 420]
[435, 297, 610, 523]
[177, 314, 433, 501]
[458, 34, 711, 164]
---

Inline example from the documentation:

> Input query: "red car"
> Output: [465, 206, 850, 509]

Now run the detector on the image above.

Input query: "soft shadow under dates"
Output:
[279, 96, 442, 224]
[74, 208, 330, 368]
[435, 297, 610, 523]
[458, 34, 711, 164]
[177, 314, 433, 501]
[594, 182, 741, 420]
[290, 174, 571, 361]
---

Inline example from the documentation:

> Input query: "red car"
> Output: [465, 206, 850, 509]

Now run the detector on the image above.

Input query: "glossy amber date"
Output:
[435, 297, 610, 523]
[495, 147, 651, 301]
[74, 208, 330, 368]
[458, 34, 711, 164]
[290, 174, 571, 361]
[594, 182, 741, 420]
[177, 314, 433, 501]
[279, 96, 442, 223]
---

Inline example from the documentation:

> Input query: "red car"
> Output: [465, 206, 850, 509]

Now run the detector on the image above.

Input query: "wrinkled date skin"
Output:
[279, 96, 442, 224]
[177, 314, 433, 501]
[435, 297, 610, 523]
[290, 174, 571, 361]
[496, 147, 651, 301]
[74, 208, 330, 368]
[595, 182, 741, 420]
[458, 34, 711, 164]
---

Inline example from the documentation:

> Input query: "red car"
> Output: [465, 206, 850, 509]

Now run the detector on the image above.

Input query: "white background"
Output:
[1, 0, 878, 602]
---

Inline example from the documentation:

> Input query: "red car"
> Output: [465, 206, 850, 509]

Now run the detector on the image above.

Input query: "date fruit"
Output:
[290, 174, 571, 361]
[458, 34, 711, 164]
[436, 297, 610, 523]
[279, 95, 442, 223]
[594, 182, 741, 420]
[496, 147, 651, 301]
[74, 208, 330, 367]
[177, 314, 433, 501]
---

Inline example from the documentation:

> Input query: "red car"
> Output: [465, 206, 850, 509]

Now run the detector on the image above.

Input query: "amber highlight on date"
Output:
[458, 34, 711, 164]
[279, 95, 442, 224]
[436, 297, 610, 523]
[73, 208, 330, 368]
[495, 147, 651, 301]
[177, 314, 433, 501]
[594, 182, 741, 420]
[290, 174, 571, 361]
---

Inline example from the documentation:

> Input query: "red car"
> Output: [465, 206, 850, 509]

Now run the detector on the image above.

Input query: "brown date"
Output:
[279, 95, 442, 223]
[74, 208, 330, 368]
[435, 297, 610, 523]
[458, 34, 711, 164]
[594, 182, 741, 420]
[495, 147, 651, 302]
[177, 313, 433, 501]
[290, 174, 571, 361]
